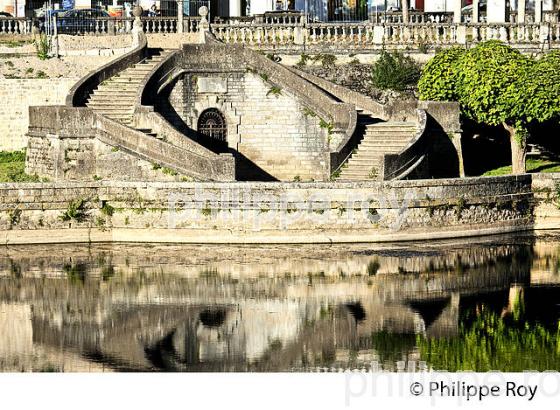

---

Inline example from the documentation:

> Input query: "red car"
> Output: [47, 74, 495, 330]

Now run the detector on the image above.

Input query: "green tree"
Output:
[419, 41, 560, 175]
[418, 47, 465, 101]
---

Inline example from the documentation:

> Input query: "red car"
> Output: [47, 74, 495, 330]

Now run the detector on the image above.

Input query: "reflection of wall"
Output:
[0, 303, 33, 358]
[0, 233, 544, 371]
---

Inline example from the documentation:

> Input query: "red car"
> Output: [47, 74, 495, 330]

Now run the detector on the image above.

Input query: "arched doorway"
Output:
[197, 108, 227, 150]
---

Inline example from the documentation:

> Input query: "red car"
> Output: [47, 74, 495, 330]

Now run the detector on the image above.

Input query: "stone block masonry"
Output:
[0, 79, 78, 151]
[167, 71, 329, 181]
[0, 175, 538, 244]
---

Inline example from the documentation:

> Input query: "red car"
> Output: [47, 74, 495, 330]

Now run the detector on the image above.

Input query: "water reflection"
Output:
[0, 232, 559, 372]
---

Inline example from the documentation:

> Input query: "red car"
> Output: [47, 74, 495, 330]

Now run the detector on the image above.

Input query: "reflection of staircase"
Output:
[87, 48, 173, 131]
[338, 119, 417, 181]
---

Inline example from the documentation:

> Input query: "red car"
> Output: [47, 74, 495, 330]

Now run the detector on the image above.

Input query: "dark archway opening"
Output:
[197, 108, 228, 152]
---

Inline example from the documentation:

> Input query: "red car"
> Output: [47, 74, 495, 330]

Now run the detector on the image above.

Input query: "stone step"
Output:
[352, 149, 402, 156]
[97, 84, 139, 90]
[358, 138, 410, 148]
[347, 157, 383, 164]
[102, 113, 134, 120]
[365, 129, 416, 135]
[363, 136, 413, 142]
[88, 106, 135, 113]
[87, 100, 135, 107]
[92, 89, 137, 95]
[110, 79, 144, 84]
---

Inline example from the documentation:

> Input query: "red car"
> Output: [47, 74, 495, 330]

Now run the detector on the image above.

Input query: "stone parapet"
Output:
[0, 175, 536, 244]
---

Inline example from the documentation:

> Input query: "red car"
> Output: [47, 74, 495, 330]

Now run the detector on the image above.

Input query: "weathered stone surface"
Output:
[0, 174, 538, 244]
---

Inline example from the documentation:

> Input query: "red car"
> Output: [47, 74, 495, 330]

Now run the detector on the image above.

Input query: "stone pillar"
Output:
[456, 25, 467, 44]
[453, 0, 462, 23]
[487, 0, 508, 23]
[473, 0, 480, 23]
[198, 5, 210, 43]
[131, 5, 144, 48]
[229, 0, 242, 17]
[177, 0, 184, 33]
[373, 26, 384, 44]
[535, 0, 543, 23]
[518, 0, 526, 23]
[451, 133, 465, 178]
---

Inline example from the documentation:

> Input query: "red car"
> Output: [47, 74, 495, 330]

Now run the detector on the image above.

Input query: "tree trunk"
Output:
[504, 123, 527, 174]
[402, 0, 409, 24]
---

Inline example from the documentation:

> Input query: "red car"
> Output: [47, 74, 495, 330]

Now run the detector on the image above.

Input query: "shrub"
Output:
[34, 33, 50, 60]
[60, 199, 87, 222]
[371, 51, 421, 91]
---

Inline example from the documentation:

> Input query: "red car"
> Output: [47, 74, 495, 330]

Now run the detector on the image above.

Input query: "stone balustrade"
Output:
[213, 21, 559, 49]
[0, 17, 35, 35]
[1, 14, 558, 50]
[0, 16, 200, 36]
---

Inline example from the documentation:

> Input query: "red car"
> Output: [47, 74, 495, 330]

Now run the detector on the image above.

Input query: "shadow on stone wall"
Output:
[426, 116, 460, 178]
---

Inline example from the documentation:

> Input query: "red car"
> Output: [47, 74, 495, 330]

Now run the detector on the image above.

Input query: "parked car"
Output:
[56, 8, 110, 34]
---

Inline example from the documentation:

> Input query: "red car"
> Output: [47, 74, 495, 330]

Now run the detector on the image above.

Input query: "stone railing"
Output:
[0, 16, 200, 36]
[214, 11, 306, 25]
[211, 21, 560, 49]
[369, 11, 453, 24]
[212, 23, 299, 45]
[0, 17, 35, 35]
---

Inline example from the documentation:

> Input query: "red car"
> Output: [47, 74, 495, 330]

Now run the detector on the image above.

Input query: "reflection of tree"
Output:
[370, 331, 416, 364]
[417, 307, 560, 371]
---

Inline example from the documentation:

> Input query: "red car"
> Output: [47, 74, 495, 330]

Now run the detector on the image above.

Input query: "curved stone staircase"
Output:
[86, 49, 173, 129]
[337, 116, 418, 181]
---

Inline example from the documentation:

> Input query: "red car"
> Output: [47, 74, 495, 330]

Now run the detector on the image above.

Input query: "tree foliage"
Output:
[519, 50, 560, 124]
[418, 47, 465, 101]
[454, 41, 532, 130]
[418, 41, 560, 174]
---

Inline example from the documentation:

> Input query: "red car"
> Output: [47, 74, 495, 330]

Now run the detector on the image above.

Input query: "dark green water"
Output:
[0, 232, 559, 372]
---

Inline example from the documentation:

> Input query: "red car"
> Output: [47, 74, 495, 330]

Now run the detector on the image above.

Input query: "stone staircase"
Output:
[337, 115, 418, 181]
[86, 48, 173, 136]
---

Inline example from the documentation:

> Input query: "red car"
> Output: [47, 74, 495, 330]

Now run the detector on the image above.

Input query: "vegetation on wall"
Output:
[419, 41, 560, 175]
[371, 51, 421, 92]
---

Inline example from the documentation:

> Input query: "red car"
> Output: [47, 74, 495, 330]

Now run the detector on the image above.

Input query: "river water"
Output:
[1, 232, 559, 372]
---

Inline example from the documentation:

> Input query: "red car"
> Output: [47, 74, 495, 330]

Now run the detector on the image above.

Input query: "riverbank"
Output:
[0, 174, 547, 244]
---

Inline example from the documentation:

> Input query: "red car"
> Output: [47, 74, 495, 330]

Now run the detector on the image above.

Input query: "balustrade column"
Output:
[176, 0, 183, 33]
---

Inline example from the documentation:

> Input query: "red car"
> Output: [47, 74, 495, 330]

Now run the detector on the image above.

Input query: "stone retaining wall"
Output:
[166, 71, 328, 181]
[0, 78, 78, 151]
[0, 175, 536, 244]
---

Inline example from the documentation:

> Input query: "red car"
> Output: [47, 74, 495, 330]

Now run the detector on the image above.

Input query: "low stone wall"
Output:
[0, 78, 78, 151]
[0, 175, 535, 244]
[56, 35, 132, 56]
[26, 106, 235, 182]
